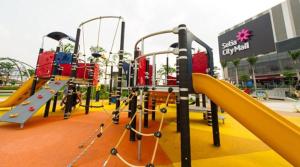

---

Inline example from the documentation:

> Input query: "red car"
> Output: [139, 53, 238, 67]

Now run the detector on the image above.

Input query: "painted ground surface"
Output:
[0, 100, 299, 167]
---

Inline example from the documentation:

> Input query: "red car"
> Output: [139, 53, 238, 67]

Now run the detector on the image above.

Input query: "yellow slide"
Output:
[0, 77, 47, 108]
[192, 73, 300, 166]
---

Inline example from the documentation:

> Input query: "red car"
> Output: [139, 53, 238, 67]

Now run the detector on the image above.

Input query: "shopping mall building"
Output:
[218, 0, 300, 88]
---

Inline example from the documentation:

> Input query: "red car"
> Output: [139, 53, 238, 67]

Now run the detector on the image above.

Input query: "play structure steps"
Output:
[192, 73, 300, 166]
[0, 79, 69, 128]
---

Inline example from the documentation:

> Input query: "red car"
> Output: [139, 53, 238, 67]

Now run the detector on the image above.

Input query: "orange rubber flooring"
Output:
[0, 106, 173, 167]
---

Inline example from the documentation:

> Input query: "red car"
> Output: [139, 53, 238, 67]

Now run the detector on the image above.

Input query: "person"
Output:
[60, 86, 69, 110]
[61, 85, 82, 118]
[71, 85, 82, 110]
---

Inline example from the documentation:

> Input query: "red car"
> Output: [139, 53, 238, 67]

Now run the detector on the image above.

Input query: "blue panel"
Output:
[55, 52, 72, 64]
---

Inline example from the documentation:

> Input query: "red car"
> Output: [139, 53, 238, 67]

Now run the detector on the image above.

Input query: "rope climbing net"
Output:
[103, 87, 173, 167]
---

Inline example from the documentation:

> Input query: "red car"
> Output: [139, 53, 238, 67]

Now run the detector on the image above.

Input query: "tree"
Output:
[61, 43, 75, 53]
[232, 59, 240, 86]
[247, 56, 258, 90]
[283, 70, 296, 93]
[157, 64, 176, 84]
[0, 62, 15, 85]
[221, 61, 227, 79]
[239, 74, 250, 88]
[288, 50, 300, 81]
[213, 66, 221, 78]
[90, 46, 105, 54]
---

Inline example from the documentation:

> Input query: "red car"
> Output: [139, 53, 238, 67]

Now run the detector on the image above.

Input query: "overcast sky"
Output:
[0, 0, 284, 69]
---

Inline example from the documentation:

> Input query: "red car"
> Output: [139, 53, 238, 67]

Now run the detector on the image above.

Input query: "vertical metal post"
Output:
[178, 24, 191, 167]
[44, 100, 51, 117]
[52, 92, 58, 112]
[64, 28, 80, 118]
[166, 56, 169, 85]
[202, 94, 206, 107]
[195, 94, 200, 107]
[113, 21, 125, 124]
[202, 94, 207, 120]
[85, 60, 94, 114]
[129, 49, 139, 141]
[31, 48, 44, 96]
[128, 62, 134, 118]
[138, 89, 143, 160]
[151, 95, 156, 120]
[144, 59, 149, 128]
[211, 101, 220, 146]
[44, 46, 59, 117]
[129, 88, 137, 141]
[152, 55, 156, 86]
[206, 40, 221, 147]
[109, 65, 113, 104]
[176, 56, 180, 132]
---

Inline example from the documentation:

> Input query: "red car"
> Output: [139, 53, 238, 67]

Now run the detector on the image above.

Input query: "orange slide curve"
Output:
[0, 77, 47, 108]
[192, 73, 300, 166]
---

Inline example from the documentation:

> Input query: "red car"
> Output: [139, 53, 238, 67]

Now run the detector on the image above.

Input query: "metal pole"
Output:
[151, 94, 156, 120]
[44, 46, 60, 117]
[144, 59, 149, 128]
[178, 24, 191, 167]
[166, 56, 169, 85]
[211, 101, 220, 146]
[64, 28, 80, 118]
[207, 46, 221, 147]
[137, 89, 143, 160]
[85, 60, 94, 114]
[129, 88, 137, 141]
[176, 56, 180, 132]
[52, 92, 58, 112]
[109, 65, 113, 105]
[113, 21, 125, 124]
[30, 48, 44, 96]
[128, 61, 134, 118]
[202, 94, 206, 107]
[195, 94, 200, 107]
[152, 55, 156, 87]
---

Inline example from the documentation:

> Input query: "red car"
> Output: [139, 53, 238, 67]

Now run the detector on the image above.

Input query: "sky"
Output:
[0, 0, 284, 71]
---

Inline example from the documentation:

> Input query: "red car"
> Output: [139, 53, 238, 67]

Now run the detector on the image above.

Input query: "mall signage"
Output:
[218, 13, 276, 61]
[221, 28, 251, 56]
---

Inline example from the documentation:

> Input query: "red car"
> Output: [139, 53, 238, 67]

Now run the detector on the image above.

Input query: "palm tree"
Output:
[232, 59, 240, 86]
[288, 50, 300, 81]
[221, 61, 227, 79]
[247, 56, 258, 90]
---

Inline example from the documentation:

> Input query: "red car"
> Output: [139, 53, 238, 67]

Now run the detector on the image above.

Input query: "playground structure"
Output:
[0, 16, 299, 167]
[104, 24, 300, 166]
[0, 16, 124, 127]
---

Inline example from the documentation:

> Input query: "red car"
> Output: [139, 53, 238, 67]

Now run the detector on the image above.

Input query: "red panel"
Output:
[76, 63, 87, 79]
[192, 52, 208, 74]
[60, 63, 99, 86]
[93, 64, 99, 86]
[137, 57, 152, 86]
[76, 63, 100, 86]
[36, 51, 55, 78]
[167, 75, 176, 85]
[60, 64, 72, 76]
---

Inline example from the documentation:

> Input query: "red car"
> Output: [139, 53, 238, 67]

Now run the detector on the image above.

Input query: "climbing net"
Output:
[67, 90, 137, 167]
[103, 87, 173, 167]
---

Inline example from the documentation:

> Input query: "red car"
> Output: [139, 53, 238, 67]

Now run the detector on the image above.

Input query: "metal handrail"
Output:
[79, 16, 123, 28]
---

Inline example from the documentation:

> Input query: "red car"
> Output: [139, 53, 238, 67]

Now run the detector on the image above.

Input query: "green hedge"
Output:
[0, 86, 19, 90]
